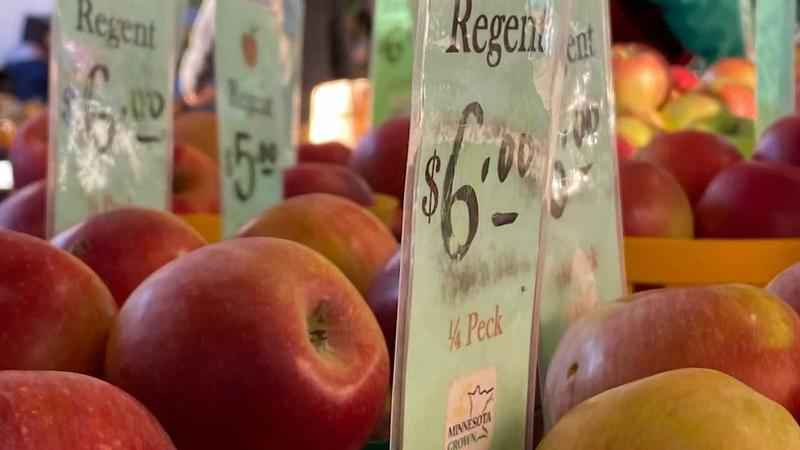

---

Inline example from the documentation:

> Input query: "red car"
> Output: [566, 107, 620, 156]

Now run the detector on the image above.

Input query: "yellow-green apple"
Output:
[616, 115, 656, 149]
[619, 159, 694, 238]
[172, 143, 220, 215]
[660, 92, 722, 131]
[174, 110, 219, 161]
[0, 230, 116, 374]
[754, 115, 800, 166]
[696, 161, 800, 238]
[0, 179, 45, 238]
[238, 193, 399, 294]
[690, 112, 756, 157]
[716, 83, 756, 119]
[350, 116, 410, 202]
[611, 43, 671, 115]
[703, 57, 757, 93]
[669, 65, 700, 94]
[9, 109, 48, 188]
[299, 141, 353, 165]
[51, 207, 208, 307]
[105, 237, 390, 450]
[283, 162, 375, 206]
[0, 370, 176, 449]
[544, 284, 800, 426]
[767, 262, 800, 317]
[636, 130, 742, 206]
[540, 368, 800, 449]
[365, 251, 400, 370]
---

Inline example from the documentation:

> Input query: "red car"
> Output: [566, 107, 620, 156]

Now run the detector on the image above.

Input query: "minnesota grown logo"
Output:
[445, 368, 496, 450]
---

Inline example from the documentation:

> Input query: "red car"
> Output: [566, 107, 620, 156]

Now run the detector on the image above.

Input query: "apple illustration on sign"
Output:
[242, 27, 259, 68]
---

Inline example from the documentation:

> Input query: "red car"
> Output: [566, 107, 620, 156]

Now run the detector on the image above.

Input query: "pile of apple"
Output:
[614, 43, 800, 240]
[0, 114, 410, 449]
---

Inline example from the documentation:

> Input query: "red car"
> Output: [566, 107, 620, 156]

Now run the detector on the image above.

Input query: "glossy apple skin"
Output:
[350, 116, 410, 202]
[544, 284, 800, 426]
[637, 130, 742, 206]
[611, 43, 671, 115]
[0, 230, 117, 374]
[0, 179, 45, 238]
[105, 237, 390, 450]
[51, 207, 207, 307]
[541, 368, 800, 450]
[299, 141, 353, 165]
[619, 159, 693, 238]
[768, 262, 800, 317]
[284, 162, 374, 206]
[172, 143, 220, 215]
[754, 115, 800, 167]
[365, 251, 400, 370]
[9, 110, 48, 189]
[238, 193, 399, 294]
[696, 161, 800, 238]
[0, 370, 176, 450]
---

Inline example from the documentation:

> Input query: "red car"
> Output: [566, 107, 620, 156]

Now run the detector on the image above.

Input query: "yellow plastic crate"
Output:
[624, 237, 800, 288]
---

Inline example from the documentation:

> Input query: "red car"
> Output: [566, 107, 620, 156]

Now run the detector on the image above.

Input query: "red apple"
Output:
[716, 83, 756, 120]
[544, 284, 800, 426]
[669, 65, 700, 93]
[0, 370, 176, 449]
[611, 43, 671, 115]
[703, 57, 756, 93]
[616, 135, 636, 161]
[619, 159, 694, 238]
[51, 207, 208, 307]
[754, 114, 800, 167]
[9, 109, 48, 188]
[105, 237, 390, 450]
[0, 179, 46, 238]
[365, 251, 400, 369]
[696, 161, 800, 238]
[299, 141, 353, 165]
[172, 143, 220, 215]
[636, 130, 742, 206]
[351, 116, 410, 202]
[0, 229, 116, 374]
[283, 162, 374, 206]
[767, 262, 800, 317]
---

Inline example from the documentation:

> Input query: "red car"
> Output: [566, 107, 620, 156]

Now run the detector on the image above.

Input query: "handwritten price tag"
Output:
[391, 2, 573, 450]
[49, 0, 177, 236]
[215, 0, 304, 237]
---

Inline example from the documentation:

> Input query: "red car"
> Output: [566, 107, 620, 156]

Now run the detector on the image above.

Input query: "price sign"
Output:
[369, 0, 415, 125]
[756, 0, 796, 139]
[215, 0, 304, 237]
[536, 1, 626, 426]
[391, 1, 573, 450]
[48, 0, 177, 236]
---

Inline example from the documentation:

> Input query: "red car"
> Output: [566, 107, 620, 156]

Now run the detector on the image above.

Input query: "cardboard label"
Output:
[216, 0, 304, 237]
[391, 1, 572, 449]
[537, 0, 626, 427]
[49, 0, 177, 236]
[756, 0, 797, 138]
[369, 0, 415, 125]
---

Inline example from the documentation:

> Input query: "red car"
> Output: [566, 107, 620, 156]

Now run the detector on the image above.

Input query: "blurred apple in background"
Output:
[51, 207, 208, 307]
[174, 110, 219, 162]
[0, 179, 46, 238]
[636, 130, 742, 206]
[703, 57, 757, 93]
[619, 159, 694, 238]
[0, 371, 177, 450]
[366, 251, 400, 371]
[669, 65, 700, 94]
[612, 43, 671, 116]
[298, 141, 353, 165]
[696, 161, 800, 238]
[716, 83, 756, 120]
[0, 230, 116, 374]
[753, 115, 800, 167]
[690, 112, 755, 158]
[283, 162, 374, 206]
[351, 116, 410, 203]
[616, 135, 636, 161]
[172, 143, 220, 215]
[660, 92, 722, 131]
[616, 115, 656, 150]
[767, 261, 800, 317]
[9, 110, 48, 189]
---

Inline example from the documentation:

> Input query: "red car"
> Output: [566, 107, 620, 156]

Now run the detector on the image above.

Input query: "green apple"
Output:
[691, 112, 755, 159]
[660, 93, 722, 131]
